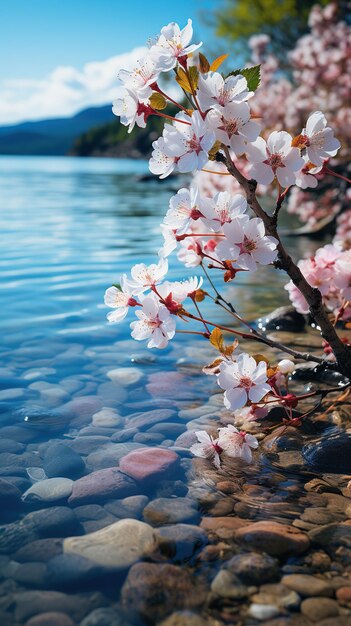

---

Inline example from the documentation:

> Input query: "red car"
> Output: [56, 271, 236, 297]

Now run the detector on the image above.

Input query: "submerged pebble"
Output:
[22, 478, 73, 503]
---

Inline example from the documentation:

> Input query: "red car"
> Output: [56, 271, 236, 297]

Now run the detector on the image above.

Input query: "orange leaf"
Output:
[210, 54, 229, 72]
[209, 327, 224, 352]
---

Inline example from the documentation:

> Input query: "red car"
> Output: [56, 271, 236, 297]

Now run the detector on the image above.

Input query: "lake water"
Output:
[0, 156, 350, 626]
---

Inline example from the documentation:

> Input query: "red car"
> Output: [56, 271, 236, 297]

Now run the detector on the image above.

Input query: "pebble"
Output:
[300, 597, 340, 621]
[127, 408, 176, 430]
[0, 388, 24, 400]
[80, 607, 127, 626]
[97, 381, 128, 405]
[46, 553, 106, 588]
[25, 613, 76, 626]
[29, 382, 70, 407]
[43, 443, 85, 479]
[235, 521, 310, 557]
[21, 478, 73, 503]
[119, 447, 180, 482]
[157, 613, 208, 626]
[107, 367, 143, 386]
[121, 562, 206, 624]
[13, 590, 103, 622]
[68, 468, 138, 505]
[0, 478, 22, 507]
[281, 574, 333, 597]
[12, 561, 48, 588]
[227, 552, 279, 585]
[252, 584, 301, 610]
[0, 439, 24, 454]
[86, 442, 146, 470]
[248, 604, 281, 620]
[257, 305, 305, 332]
[58, 396, 103, 421]
[92, 408, 122, 428]
[143, 497, 199, 526]
[336, 587, 351, 605]
[13, 538, 63, 562]
[157, 524, 208, 561]
[303, 433, 351, 474]
[66, 436, 111, 456]
[200, 516, 246, 539]
[64, 519, 158, 569]
[308, 522, 351, 548]
[211, 569, 249, 599]
[104, 495, 149, 519]
[27, 467, 47, 482]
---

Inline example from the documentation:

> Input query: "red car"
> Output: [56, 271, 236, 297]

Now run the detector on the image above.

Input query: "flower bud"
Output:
[277, 359, 295, 374]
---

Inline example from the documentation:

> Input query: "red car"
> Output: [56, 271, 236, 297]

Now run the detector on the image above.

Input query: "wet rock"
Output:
[257, 306, 305, 332]
[133, 432, 165, 444]
[104, 495, 148, 520]
[200, 516, 246, 539]
[24, 507, 80, 538]
[211, 569, 249, 599]
[281, 574, 333, 597]
[68, 468, 138, 505]
[86, 442, 145, 470]
[300, 597, 340, 621]
[13, 538, 63, 562]
[0, 439, 24, 454]
[46, 553, 106, 588]
[157, 612, 208, 626]
[25, 613, 76, 626]
[174, 431, 198, 448]
[43, 444, 85, 479]
[64, 519, 158, 569]
[121, 562, 206, 624]
[58, 396, 103, 421]
[308, 522, 351, 548]
[336, 587, 351, 606]
[249, 604, 281, 621]
[12, 561, 48, 588]
[157, 524, 208, 561]
[119, 447, 180, 482]
[0, 478, 22, 507]
[13, 590, 103, 622]
[252, 584, 301, 610]
[303, 433, 351, 474]
[143, 497, 199, 526]
[227, 552, 279, 585]
[22, 478, 73, 503]
[301, 507, 335, 525]
[66, 437, 111, 456]
[97, 382, 128, 405]
[127, 408, 176, 430]
[235, 521, 310, 557]
[80, 607, 127, 626]
[92, 408, 122, 428]
[107, 367, 143, 386]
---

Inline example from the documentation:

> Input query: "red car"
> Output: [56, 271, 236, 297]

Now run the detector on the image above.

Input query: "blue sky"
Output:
[0, 0, 218, 124]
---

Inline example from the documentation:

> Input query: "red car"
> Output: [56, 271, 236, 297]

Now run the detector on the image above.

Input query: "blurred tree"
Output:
[212, 0, 331, 58]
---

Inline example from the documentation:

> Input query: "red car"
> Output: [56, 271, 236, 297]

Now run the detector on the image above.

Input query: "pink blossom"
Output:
[130, 295, 176, 349]
[248, 132, 304, 187]
[217, 424, 258, 463]
[190, 430, 222, 468]
[217, 354, 271, 409]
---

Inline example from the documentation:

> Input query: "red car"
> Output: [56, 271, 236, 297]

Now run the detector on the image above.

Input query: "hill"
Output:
[0, 106, 114, 155]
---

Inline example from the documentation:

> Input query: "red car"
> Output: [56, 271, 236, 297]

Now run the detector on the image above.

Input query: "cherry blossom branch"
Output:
[217, 146, 351, 379]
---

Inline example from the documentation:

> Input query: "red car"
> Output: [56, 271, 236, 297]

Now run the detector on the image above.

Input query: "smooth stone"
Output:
[157, 613, 208, 626]
[127, 409, 176, 430]
[29, 382, 70, 406]
[104, 495, 149, 520]
[46, 553, 106, 588]
[24, 507, 80, 538]
[25, 613, 76, 626]
[253, 584, 301, 610]
[80, 607, 127, 626]
[27, 467, 47, 482]
[97, 382, 128, 405]
[235, 521, 310, 557]
[227, 552, 279, 585]
[303, 433, 351, 474]
[119, 447, 180, 482]
[200, 516, 247, 539]
[12, 561, 48, 588]
[174, 431, 198, 448]
[0, 439, 24, 454]
[111, 428, 139, 443]
[43, 443, 85, 479]
[92, 408, 122, 428]
[211, 569, 249, 599]
[86, 442, 146, 470]
[147, 423, 184, 437]
[281, 574, 333, 597]
[249, 604, 281, 620]
[133, 432, 165, 444]
[13, 590, 103, 622]
[336, 587, 351, 605]
[64, 519, 158, 569]
[22, 478, 73, 503]
[0, 388, 24, 400]
[0, 425, 36, 443]
[107, 367, 143, 386]
[308, 522, 351, 548]
[66, 437, 111, 456]
[143, 497, 199, 526]
[13, 538, 63, 562]
[301, 507, 335, 525]
[300, 597, 340, 621]
[0, 478, 22, 507]
[157, 524, 208, 561]
[257, 305, 305, 332]
[68, 468, 138, 505]
[58, 396, 103, 420]
[73, 504, 108, 522]
[121, 562, 206, 624]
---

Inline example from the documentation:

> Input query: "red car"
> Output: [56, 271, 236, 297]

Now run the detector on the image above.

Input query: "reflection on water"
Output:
[0, 156, 347, 626]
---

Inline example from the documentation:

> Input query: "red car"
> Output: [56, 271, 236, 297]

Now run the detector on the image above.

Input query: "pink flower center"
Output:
[265, 152, 285, 172]
[240, 236, 257, 254]
[239, 375, 252, 389]
[188, 136, 202, 154]
[221, 118, 238, 138]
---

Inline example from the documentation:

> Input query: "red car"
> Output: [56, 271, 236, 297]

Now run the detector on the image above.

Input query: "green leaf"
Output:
[226, 64, 261, 91]
[112, 283, 121, 289]
[149, 93, 167, 110]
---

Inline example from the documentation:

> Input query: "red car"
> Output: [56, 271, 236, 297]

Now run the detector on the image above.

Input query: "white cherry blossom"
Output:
[297, 111, 341, 166]
[112, 89, 148, 133]
[104, 275, 138, 323]
[129, 259, 168, 293]
[190, 430, 222, 468]
[295, 157, 322, 189]
[217, 424, 258, 463]
[130, 295, 176, 349]
[177, 237, 203, 267]
[197, 72, 253, 111]
[200, 192, 247, 232]
[149, 19, 202, 72]
[118, 55, 160, 99]
[216, 216, 278, 272]
[207, 102, 261, 156]
[248, 132, 304, 187]
[163, 185, 208, 234]
[217, 353, 271, 409]
[149, 136, 178, 179]
[159, 225, 177, 258]
[161, 111, 215, 174]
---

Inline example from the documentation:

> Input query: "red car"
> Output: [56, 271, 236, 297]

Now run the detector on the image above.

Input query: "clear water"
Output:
[0, 156, 347, 625]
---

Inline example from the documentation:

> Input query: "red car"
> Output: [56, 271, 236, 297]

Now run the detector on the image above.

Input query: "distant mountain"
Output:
[0, 106, 114, 155]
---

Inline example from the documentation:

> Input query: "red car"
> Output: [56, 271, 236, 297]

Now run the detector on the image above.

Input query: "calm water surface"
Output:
[0, 156, 346, 626]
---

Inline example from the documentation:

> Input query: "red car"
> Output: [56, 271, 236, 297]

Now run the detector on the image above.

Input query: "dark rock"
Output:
[143, 497, 199, 526]
[226, 552, 279, 585]
[121, 562, 206, 624]
[12, 562, 48, 588]
[157, 524, 208, 561]
[303, 433, 351, 474]
[43, 443, 85, 479]
[24, 507, 81, 538]
[80, 607, 127, 626]
[157, 613, 208, 626]
[0, 439, 24, 454]
[257, 306, 305, 332]
[13, 538, 63, 562]
[0, 478, 22, 507]
[68, 468, 138, 505]
[13, 590, 105, 622]
[46, 553, 107, 588]
[308, 523, 351, 548]
[127, 409, 176, 430]
[25, 613, 76, 626]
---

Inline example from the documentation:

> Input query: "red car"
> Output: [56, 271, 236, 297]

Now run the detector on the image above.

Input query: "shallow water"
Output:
[0, 156, 350, 626]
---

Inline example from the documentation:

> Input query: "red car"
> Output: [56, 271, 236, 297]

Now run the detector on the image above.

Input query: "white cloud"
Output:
[0, 47, 147, 125]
